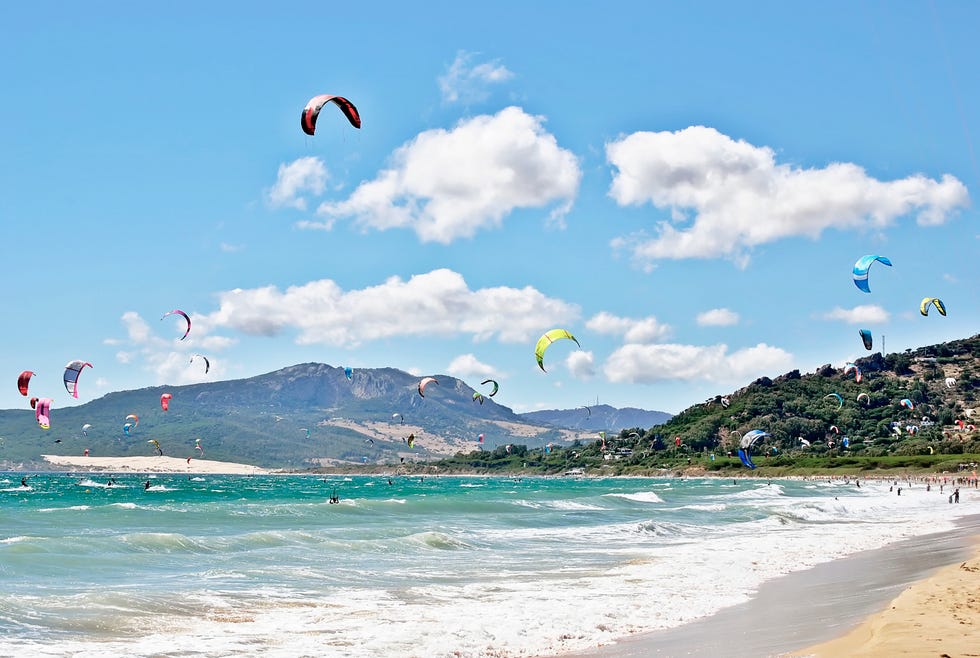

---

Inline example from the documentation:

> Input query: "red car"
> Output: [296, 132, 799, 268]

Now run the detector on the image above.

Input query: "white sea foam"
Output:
[605, 491, 665, 503]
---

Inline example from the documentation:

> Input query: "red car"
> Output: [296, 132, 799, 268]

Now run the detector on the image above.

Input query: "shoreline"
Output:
[787, 534, 980, 657]
[562, 513, 980, 658]
[39, 454, 270, 475]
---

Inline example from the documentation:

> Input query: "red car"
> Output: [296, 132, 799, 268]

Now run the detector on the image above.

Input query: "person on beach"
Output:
[954, 488, 960, 503]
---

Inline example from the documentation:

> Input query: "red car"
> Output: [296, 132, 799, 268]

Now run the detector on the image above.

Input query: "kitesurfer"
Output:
[144, 480, 151, 491]
[329, 488, 339, 504]
[20, 476, 27, 487]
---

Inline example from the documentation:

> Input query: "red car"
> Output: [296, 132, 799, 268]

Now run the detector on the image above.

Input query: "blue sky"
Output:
[2, 1, 976, 415]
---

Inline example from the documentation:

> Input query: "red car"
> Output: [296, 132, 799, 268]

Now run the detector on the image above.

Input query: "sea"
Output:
[0, 472, 974, 658]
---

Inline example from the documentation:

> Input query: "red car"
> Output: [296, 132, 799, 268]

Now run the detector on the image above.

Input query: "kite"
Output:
[535, 329, 580, 372]
[857, 392, 870, 405]
[478, 433, 484, 443]
[34, 397, 52, 430]
[148, 439, 163, 456]
[124, 414, 139, 436]
[344, 367, 354, 382]
[859, 329, 873, 351]
[900, 398, 914, 410]
[190, 354, 210, 374]
[843, 363, 862, 383]
[945, 377, 956, 389]
[63, 360, 92, 398]
[17, 370, 35, 396]
[472, 392, 485, 405]
[852, 255, 892, 293]
[301, 94, 361, 135]
[737, 430, 769, 469]
[301, 428, 310, 439]
[195, 438, 204, 456]
[825, 393, 844, 411]
[161, 393, 172, 411]
[82, 423, 92, 436]
[407, 433, 415, 448]
[161, 309, 191, 340]
[418, 377, 438, 397]
[481, 379, 499, 397]
[799, 438, 811, 448]
[919, 297, 947, 317]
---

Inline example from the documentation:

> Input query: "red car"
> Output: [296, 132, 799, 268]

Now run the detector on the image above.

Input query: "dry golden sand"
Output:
[41, 454, 269, 474]
[788, 544, 980, 658]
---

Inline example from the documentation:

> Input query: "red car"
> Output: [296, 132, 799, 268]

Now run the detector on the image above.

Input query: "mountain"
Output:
[1, 363, 655, 469]
[518, 404, 672, 433]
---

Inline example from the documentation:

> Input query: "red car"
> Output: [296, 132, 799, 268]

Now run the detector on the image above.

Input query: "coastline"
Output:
[562, 512, 980, 658]
[39, 454, 270, 475]
[787, 535, 980, 657]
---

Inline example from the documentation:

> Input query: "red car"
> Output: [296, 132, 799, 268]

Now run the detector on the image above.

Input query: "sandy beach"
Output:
[563, 509, 980, 658]
[788, 540, 980, 658]
[41, 454, 269, 475]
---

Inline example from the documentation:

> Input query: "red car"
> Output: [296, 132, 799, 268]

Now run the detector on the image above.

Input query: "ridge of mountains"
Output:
[0, 363, 671, 469]
[6, 332, 977, 471]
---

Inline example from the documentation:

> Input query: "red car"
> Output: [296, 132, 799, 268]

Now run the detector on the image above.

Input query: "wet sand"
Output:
[564, 514, 980, 658]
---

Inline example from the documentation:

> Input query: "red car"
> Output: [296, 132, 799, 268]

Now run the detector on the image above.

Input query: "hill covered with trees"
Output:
[424, 335, 980, 476]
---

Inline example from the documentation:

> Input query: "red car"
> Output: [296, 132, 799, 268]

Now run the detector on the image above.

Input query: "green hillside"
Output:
[424, 335, 980, 475]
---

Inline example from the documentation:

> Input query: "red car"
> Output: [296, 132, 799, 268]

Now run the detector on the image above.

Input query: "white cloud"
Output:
[312, 107, 581, 243]
[696, 308, 740, 326]
[606, 126, 969, 266]
[208, 268, 580, 347]
[438, 51, 514, 104]
[603, 342, 793, 384]
[447, 353, 498, 379]
[821, 304, 890, 324]
[267, 156, 328, 210]
[111, 312, 233, 385]
[586, 311, 671, 343]
[566, 350, 595, 379]
[220, 242, 244, 253]
[121, 311, 154, 344]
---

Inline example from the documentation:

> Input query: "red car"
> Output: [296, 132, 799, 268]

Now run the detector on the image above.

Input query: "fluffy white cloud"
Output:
[311, 107, 581, 243]
[111, 312, 233, 385]
[821, 304, 890, 324]
[438, 51, 514, 104]
[121, 311, 155, 344]
[603, 342, 793, 384]
[606, 126, 969, 265]
[267, 156, 328, 210]
[696, 308, 740, 327]
[447, 353, 498, 379]
[208, 268, 580, 347]
[586, 311, 671, 343]
[566, 350, 595, 379]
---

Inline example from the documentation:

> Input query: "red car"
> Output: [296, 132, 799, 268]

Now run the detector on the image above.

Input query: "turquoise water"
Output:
[0, 472, 972, 657]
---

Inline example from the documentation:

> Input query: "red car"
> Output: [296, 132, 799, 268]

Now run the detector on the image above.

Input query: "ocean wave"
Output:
[604, 491, 665, 504]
